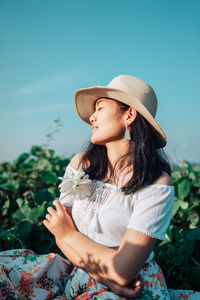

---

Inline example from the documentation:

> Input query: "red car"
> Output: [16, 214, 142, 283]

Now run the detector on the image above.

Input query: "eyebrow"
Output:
[95, 99, 105, 108]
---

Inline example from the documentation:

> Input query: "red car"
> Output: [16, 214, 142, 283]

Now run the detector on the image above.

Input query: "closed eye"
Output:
[96, 107, 103, 111]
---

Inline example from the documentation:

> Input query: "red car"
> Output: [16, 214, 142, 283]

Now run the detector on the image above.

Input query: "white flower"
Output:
[58, 169, 92, 200]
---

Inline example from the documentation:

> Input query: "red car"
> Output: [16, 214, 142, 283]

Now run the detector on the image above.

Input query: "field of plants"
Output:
[0, 145, 200, 291]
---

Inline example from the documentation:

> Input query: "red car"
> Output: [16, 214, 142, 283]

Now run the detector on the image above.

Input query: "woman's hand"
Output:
[100, 274, 144, 299]
[43, 200, 76, 240]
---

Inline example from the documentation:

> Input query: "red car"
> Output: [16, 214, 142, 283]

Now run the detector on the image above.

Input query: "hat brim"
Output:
[73, 86, 166, 148]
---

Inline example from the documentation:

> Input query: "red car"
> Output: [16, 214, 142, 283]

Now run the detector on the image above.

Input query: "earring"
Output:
[124, 121, 131, 141]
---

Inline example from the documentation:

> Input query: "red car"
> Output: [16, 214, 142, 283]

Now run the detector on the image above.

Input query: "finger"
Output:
[126, 278, 143, 299]
[115, 277, 144, 299]
[129, 284, 143, 299]
[118, 284, 143, 299]
[45, 214, 52, 221]
[43, 219, 50, 229]
[133, 278, 143, 287]
[129, 275, 143, 288]
[133, 284, 143, 297]
[53, 200, 64, 213]
[47, 207, 56, 215]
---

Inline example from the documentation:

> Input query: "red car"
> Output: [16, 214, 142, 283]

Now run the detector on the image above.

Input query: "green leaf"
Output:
[12, 199, 31, 221]
[41, 149, 52, 159]
[0, 228, 8, 238]
[20, 160, 36, 171]
[179, 199, 189, 210]
[30, 171, 38, 179]
[177, 178, 191, 199]
[2, 199, 10, 216]
[171, 171, 182, 181]
[34, 158, 52, 171]
[0, 171, 9, 183]
[14, 222, 32, 239]
[0, 228, 13, 240]
[48, 149, 55, 158]
[185, 228, 200, 240]
[40, 170, 57, 184]
[188, 172, 197, 181]
[173, 198, 180, 216]
[16, 152, 30, 164]
[193, 165, 200, 173]
[16, 198, 23, 208]
[29, 202, 46, 221]
[34, 190, 54, 205]
[0, 180, 19, 191]
[12, 209, 28, 222]
[31, 145, 43, 156]
[193, 180, 200, 187]
[165, 225, 179, 242]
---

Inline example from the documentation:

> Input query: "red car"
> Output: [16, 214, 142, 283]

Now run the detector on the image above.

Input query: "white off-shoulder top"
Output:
[59, 164, 174, 255]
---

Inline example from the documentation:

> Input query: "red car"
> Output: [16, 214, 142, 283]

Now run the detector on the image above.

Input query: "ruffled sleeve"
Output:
[127, 184, 174, 240]
[58, 164, 76, 207]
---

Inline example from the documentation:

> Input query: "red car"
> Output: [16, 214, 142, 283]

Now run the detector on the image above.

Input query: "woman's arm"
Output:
[63, 225, 157, 287]
[55, 237, 83, 267]
[44, 200, 156, 287]
[56, 237, 144, 299]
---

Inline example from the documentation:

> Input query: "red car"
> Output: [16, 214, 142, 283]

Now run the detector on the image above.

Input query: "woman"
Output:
[0, 75, 199, 299]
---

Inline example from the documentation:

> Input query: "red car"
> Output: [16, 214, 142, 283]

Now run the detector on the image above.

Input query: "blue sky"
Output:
[0, 0, 200, 164]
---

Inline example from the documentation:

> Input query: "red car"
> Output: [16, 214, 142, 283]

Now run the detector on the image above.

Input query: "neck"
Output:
[103, 139, 133, 185]
[105, 139, 131, 168]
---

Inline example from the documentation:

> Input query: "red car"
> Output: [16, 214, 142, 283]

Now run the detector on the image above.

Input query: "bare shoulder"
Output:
[153, 171, 174, 186]
[70, 152, 86, 170]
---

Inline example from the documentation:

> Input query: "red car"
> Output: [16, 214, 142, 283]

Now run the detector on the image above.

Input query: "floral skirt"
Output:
[0, 249, 199, 299]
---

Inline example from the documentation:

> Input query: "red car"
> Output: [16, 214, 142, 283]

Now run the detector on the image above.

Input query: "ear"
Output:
[125, 107, 137, 125]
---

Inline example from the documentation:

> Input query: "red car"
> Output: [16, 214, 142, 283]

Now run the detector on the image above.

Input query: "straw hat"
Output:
[73, 75, 166, 148]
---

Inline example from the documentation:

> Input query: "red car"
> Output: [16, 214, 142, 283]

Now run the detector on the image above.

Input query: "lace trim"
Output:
[127, 225, 164, 240]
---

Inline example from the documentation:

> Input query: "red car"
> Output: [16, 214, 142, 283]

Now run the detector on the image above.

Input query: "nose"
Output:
[89, 111, 96, 124]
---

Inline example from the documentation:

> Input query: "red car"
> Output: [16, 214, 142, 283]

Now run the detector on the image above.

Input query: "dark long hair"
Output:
[78, 99, 171, 195]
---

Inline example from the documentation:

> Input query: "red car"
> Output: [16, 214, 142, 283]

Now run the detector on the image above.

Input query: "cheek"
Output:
[91, 119, 124, 143]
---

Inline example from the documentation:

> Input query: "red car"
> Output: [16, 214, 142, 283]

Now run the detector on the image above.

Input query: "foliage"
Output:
[154, 160, 200, 291]
[0, 145, 70, 254]
[0, 148, 200, 291]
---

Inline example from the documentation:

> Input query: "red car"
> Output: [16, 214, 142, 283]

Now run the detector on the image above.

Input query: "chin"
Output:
[91, 136, 106, 145]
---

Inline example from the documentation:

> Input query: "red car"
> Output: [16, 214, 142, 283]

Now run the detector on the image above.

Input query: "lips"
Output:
[91, 126, 98, 134]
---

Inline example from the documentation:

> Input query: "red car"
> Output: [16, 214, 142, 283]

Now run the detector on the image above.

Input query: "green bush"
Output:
[154, 161, 200, 291]
[0, 145, 70, 254]
[0, 148, 199, 291]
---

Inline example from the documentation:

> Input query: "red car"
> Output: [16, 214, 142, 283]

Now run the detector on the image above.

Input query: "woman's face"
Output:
[89, 98, 126, 145]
